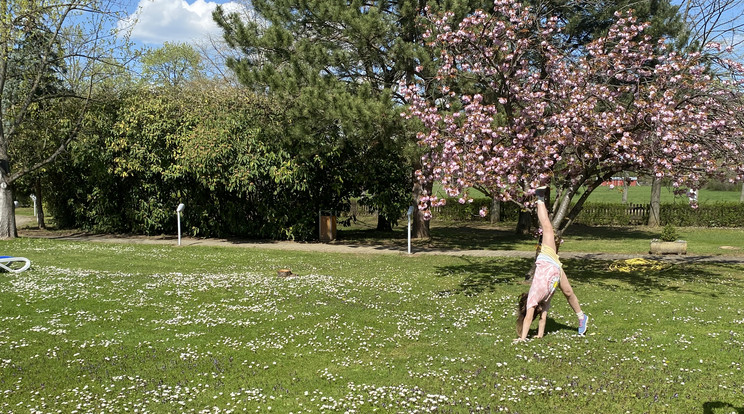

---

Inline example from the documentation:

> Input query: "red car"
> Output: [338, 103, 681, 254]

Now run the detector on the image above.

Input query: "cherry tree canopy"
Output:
[402, 0, 744, 232]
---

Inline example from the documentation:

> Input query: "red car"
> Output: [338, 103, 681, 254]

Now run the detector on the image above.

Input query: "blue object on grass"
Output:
[0, 255, 30, 273]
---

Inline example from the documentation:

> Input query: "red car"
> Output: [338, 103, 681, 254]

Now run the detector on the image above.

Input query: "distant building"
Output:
[602, 176, 638, 187]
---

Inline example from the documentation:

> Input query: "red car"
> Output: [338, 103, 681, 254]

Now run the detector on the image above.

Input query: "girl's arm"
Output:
[517, 307, 535, 341]
[536, 310, 548, 338]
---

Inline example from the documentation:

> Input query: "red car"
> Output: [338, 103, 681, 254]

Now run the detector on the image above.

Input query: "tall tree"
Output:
[4, 15, 67, 230]
[534, 0, 689, 50]
[404, 2, 744, 243]
[520, 0, 689, 233]
[213, 0, 488, 237]
[0, 0, 130, 238]
[647, 0, 743, 219]
[140, 42, 205, 87]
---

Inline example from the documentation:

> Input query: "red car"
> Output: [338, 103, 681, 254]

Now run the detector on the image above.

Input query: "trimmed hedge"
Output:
[433, 198, 744, 227]
[431, 198, 521, 222]
[661, 202, 744, 227]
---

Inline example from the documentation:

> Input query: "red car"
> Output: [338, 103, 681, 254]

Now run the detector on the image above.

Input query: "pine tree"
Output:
[533, 0, 688, 50]
[213, 0, 488, 236]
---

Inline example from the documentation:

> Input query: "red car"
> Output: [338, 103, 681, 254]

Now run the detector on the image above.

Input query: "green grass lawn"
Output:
[585, 185, 742, 204]
[337, 216, 744, 257]
[434, 182, 743, 204]
[1, 238, 743, 412]
[14, 207, 35, 216]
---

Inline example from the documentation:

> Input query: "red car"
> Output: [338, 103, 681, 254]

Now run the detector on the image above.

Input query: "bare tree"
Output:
[190, 0, 258, 86]
[681, 0, 744, 56]
[0, 0, 131, 238]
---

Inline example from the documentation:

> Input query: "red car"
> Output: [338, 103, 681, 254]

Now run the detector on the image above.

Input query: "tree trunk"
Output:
[376, 214, 392, 231]
[622, 172, 630, 204]
[0, 181, 17, 239]
[34, 178, 46, 229]
[490, 197, 500, 224]
[515, 210, 532, 235]
[411, 180, 430, 239]
[649, 177, 662, 227]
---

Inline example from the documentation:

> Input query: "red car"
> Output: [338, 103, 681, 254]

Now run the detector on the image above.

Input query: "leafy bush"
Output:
[46, 86, 335, 240]
[660, 202, 744, 227]
[660, 223, 679, 241]
[434, 198, 744, 228]
[45, 81, 413, 240]
[432, 198, 521, 222]
[702, 180, 740, 191]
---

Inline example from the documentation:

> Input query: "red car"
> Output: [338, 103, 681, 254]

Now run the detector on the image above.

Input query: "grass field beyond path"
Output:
[1, 238, 743, 413]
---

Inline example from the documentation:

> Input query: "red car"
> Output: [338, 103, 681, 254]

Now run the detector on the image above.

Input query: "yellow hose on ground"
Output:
[608, 258, 671, 272]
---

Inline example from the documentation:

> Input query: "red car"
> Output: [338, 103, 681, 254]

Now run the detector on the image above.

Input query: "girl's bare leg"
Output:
[536, 199, 556, 253]
[559, 270, 582, 314]
[535, 188, 589, 333]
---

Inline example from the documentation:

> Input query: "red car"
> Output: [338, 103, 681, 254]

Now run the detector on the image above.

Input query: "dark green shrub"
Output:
[44, 86, 370, 240]
[661, 202, 744, 227]
[433, 197, 521, 222]
[434, 198, 744, 228]
[660, 224, 679, 241]
[702, 181, 739, 191]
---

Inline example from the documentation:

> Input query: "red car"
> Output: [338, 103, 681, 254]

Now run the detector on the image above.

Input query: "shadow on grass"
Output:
[337, 220, 661, 251]
[428, 224, 533, 251]
[561, 223, 657, 241]
[434, 255, 744, 298]
[703, 402, 744, 414]
[565, 258, 744, 295]
[514, 319, 576, 339]
[544, 318, 575, 335]
[424, 223, 658, 251]
[434, 257, 534, 296]
[337, 223, 538, 251]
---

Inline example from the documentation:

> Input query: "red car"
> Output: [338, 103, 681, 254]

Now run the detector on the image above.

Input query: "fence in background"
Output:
[349, 199, 744, 227]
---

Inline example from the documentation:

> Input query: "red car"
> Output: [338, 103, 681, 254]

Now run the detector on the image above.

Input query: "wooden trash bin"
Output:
[320, 215, 337, 242]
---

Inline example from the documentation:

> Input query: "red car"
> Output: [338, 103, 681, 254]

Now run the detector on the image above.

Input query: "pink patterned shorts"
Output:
[526, 260, 561, 310]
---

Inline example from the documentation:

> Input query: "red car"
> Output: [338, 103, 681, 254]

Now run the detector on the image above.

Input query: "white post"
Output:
[177, 213, 181, 246]
[407, 206, 414, 254]
[30, 194, 37, 217]
[176, 203, 185, 246]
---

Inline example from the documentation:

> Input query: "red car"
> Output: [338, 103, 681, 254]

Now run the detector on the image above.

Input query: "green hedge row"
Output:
[660, 203, 744, 227]
[433, 198, 744, 227]
[431, 199, 522, 222]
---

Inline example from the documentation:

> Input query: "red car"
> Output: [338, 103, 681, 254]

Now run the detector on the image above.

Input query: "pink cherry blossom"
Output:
[402, 1, 744, 233]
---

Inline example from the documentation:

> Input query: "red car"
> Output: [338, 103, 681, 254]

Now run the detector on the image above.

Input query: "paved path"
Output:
[17, 214, 744, 264]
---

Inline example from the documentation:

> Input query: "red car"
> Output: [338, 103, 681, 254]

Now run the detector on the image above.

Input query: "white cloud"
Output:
[120, 0, 243, 46]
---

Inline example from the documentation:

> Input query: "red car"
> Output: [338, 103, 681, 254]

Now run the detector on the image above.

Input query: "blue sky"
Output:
[121, 0, 742, 57]
[119, 0, 244, 47]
